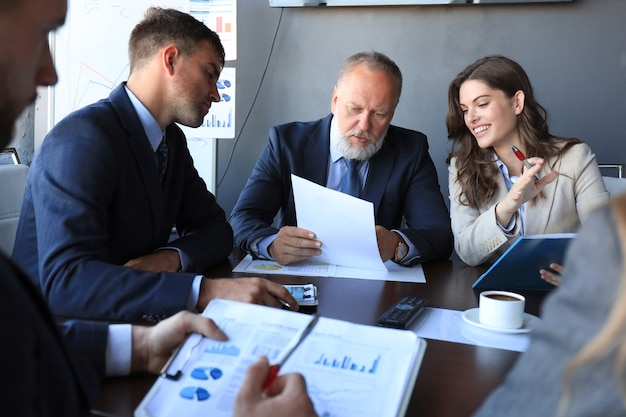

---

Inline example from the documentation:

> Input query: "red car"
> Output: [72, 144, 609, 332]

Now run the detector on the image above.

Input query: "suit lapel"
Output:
[300, 115, 332, 186]
[362, 139, 394, 216]
[526, 156, 560, 233]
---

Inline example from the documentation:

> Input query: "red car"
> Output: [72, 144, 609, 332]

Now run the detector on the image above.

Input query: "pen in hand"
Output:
[261, 313, 320, 392]
[276, 297, 291, 309]
[511, 145, 541, 181]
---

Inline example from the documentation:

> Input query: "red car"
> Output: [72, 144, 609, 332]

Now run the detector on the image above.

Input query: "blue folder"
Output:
[472, 233, 576, 291]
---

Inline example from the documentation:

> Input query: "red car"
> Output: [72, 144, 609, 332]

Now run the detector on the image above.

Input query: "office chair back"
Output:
[603, 176, 626, 197]
[0, 164, 29, 256]
[598, 164, 626, 197]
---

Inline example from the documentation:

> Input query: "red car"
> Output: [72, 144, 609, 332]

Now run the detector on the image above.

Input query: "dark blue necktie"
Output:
[340, 158, 361, 197]
[156, 136, 168, 181]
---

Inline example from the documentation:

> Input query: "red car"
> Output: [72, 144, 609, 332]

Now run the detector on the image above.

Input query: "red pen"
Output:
[511, 145, 540, 181]
[261, 313, 320, 392]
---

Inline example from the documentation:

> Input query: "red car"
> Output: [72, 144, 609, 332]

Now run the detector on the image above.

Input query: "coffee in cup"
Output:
[478, 290, 525, 329]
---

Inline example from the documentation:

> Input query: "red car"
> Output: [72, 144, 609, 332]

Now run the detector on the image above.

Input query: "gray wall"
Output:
[217, 0, 626, 215]
[10, 0, 626, 215]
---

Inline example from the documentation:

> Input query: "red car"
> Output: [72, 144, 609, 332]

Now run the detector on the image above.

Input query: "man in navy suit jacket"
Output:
[230, 52, 453, 266]
[12, 7, 296, 323]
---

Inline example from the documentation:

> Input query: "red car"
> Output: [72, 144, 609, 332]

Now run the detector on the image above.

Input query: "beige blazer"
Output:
[449, 142, 609, 266]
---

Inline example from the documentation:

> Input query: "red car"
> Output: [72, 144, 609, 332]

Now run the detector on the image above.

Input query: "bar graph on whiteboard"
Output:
[202, 111, 233, 129]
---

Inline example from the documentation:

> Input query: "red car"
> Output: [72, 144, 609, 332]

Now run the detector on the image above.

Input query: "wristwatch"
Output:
[394, 239, 408, 263]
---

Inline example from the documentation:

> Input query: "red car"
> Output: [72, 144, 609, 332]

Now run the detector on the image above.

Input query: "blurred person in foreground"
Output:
[474, 192, 626, 416]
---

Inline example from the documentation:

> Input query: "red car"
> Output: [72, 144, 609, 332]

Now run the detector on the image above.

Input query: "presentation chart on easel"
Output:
[46, 0, 238, 192]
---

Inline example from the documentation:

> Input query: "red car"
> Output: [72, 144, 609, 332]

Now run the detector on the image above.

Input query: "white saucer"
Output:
[461, 308, 539, 334]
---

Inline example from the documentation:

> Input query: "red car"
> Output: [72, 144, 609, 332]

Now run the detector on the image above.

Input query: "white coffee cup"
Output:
[478, 290, 525, 329]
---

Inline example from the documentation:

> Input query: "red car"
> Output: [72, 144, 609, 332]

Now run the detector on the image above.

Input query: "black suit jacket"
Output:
[0, 254, 104, 416]
[230, 114, 453, 263]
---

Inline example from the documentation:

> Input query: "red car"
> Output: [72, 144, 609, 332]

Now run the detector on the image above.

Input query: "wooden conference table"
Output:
[92, 249, 550, 417]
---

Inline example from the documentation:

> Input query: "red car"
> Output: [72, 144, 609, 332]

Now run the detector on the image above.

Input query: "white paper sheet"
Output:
[232, 254, 426, 283]
[410, 308, 531, 352]
[291, 174, 386, 271]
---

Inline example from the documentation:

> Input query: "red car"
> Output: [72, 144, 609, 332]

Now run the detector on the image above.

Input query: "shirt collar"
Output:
[124, 85, 164, 152]
[495, 153, 507, 174]
[496, 154, 519, 179]
[495, 153, 519, 193]
[329, 115, 344, 163]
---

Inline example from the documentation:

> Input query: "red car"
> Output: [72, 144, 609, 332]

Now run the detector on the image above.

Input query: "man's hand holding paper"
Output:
[291, 174, 387, 271]
[268, 226, 322, 266]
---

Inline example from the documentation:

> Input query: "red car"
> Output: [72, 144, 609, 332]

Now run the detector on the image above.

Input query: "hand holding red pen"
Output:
[494, 148, 557, 227]
[261, 313, 319, 391]
[233, 356, 318, 417]
[509, 146, 558, 196]
[511, 146, 541, 181]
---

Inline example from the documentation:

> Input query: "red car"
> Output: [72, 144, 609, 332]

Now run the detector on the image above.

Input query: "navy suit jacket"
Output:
[13, 83, 233, 322]
[0, 253, 104, 416]
[230, 114, 453, 263]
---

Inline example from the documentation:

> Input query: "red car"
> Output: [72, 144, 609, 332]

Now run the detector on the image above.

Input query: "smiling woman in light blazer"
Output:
[445, 56, 608, 284]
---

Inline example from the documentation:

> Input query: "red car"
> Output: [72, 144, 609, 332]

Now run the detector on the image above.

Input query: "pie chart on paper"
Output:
[179, 386, 211, 401]
[253, 263, 282, 271]
[191, 366, 223, 380]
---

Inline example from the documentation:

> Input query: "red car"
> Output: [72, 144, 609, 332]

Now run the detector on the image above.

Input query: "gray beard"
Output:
[335, 129, 386, 161]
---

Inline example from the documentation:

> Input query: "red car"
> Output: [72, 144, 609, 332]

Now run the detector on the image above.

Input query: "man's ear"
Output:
[163, 45, 178, 75]
[330, 85, 338, 115]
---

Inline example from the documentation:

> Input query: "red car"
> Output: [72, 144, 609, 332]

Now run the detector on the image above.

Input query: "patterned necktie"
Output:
[340, 158, 361, 197]
[156, 136, 168, 181]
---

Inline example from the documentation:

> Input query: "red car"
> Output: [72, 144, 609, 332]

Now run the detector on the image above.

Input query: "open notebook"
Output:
[135, 299, 427, 417]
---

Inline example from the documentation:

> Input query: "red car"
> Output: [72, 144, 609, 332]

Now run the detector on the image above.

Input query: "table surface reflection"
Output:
[92, 250, 549, 417]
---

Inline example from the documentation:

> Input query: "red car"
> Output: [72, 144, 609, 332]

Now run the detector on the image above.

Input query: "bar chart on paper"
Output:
[314, 352, 381, 374]
[203, 342, 241, 357]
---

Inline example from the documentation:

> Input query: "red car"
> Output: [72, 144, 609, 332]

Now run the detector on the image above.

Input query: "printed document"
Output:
[291, 174, 386, 271]
[135, 299, 426, 417]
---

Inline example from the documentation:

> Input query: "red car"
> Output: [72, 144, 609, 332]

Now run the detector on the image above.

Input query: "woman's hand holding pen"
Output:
[495, 157, 558, 227]
[234, 356, 318, 417]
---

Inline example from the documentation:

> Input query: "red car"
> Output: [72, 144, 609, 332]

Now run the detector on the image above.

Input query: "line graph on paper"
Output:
[281, 336, 393, 417]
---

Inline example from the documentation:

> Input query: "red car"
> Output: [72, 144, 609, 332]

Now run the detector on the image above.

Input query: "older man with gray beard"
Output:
[230, 51, 453, 267]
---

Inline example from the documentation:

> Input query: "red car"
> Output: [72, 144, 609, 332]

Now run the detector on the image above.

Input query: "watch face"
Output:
[396, 243, 408, 261]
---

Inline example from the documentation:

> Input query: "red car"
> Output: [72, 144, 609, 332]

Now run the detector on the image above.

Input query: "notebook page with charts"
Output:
[472, 233, 576, 290]
[135, 299, 427, 417]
